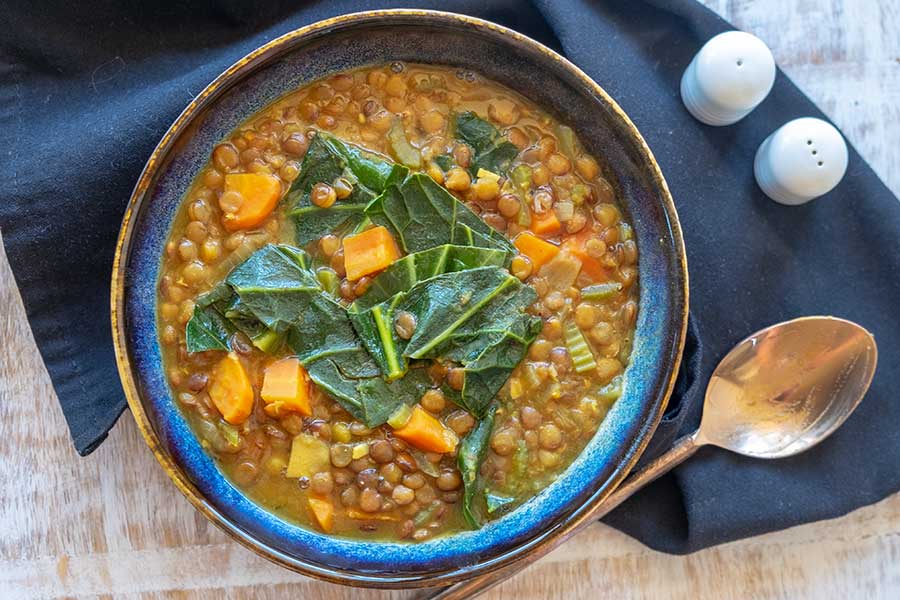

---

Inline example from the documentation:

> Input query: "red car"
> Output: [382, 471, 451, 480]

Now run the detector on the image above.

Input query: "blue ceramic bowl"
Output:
[111, 10, 688, 588]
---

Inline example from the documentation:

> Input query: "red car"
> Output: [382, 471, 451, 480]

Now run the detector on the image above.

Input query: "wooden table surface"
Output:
[3, 1, 899, 598]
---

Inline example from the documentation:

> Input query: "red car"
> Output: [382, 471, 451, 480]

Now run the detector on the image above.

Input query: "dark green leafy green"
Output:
[440, 313, 541, 418]
[184, 284, 236, 352]
[403, 268, 534, 359]
[225, 245, 319, 330]
[239, 256, 420, 427]
[458, 403, 497, 528]
[350, 266, 539, 417]
[401, 267, 541, 417]
[354, 244, 510, 310]
[348, 245, 510, 379]
[454, 112, 519, 176]
[223, 298, 284, 353]
[185, 280, 285, 353]
[347, 294, 407, 380]
[285, 132, 406, 244]
[365, 172, 515, 256]
[355, 368, 434, 428]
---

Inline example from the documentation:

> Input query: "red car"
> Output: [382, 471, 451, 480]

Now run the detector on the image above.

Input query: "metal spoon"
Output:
[423, 316, 877, 600]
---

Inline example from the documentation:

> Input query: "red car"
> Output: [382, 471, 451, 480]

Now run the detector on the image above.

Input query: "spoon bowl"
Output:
[698, 316, 878, 458]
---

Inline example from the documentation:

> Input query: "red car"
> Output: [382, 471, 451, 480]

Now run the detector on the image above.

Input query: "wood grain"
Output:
[2, 1, 899, 598]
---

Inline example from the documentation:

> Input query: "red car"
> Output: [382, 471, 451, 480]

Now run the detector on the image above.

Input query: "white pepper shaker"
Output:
[681, 31, 776, 126]
[754, 117, 849, 205]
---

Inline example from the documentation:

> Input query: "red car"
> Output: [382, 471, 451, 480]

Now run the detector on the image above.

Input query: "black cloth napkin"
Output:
[2, 0, 898, 554]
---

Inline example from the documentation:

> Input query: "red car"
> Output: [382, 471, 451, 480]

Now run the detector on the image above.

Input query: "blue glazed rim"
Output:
[111, 10, 688, 588]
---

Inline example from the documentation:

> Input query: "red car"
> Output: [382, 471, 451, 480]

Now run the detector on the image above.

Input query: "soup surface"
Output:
[158, 63, 638, 542]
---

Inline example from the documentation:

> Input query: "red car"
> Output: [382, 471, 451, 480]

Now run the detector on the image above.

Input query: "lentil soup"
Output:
[157, 63, 639, 542]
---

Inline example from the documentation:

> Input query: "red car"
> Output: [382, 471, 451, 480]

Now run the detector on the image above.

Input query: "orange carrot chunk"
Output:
[514, 232, 560, 270]
[208, 352, 254, 425]
[392, 405, 459, 454]
[261, 357, 311, 417]
[529, 207, 561, 236]
[562, 230, 609, 283]
[342, 225, 401, 281]
[307, 495, 335, 533]
[222, 173, 282, 232]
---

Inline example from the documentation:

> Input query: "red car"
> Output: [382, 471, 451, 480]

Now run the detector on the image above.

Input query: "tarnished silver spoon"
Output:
[423, 316, 877, 599]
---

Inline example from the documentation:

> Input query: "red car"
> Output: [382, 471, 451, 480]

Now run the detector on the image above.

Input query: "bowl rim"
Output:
[110, 8, 688, 588]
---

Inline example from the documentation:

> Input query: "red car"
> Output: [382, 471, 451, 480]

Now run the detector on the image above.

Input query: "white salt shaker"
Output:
[681, 31, 776, 126]
[754, 117, 849, 205]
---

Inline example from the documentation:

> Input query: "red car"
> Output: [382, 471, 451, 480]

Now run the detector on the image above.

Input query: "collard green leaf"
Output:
[347, 294, 407, 381]
[225, 244, 320, 330]
[184, 284, 236, 352]
[350, 266, 539, 417]
[454, 112, 519, 176]
[353, 244, 509, 310]
[442, 318, 541, 417]
[402, 268, 537, 359]
[348, 245, 510, 379]
[185, 279, 289, 354]
[285, 132, 405, 244]
[268, 275, 392, 424]
[223, 296, 285, 352]
[289, 299, 428, 427]
[459, 403, 497, 528]
[400, 267, 540, 417]
[365, 172, 515, 257]
[291, 205, 368, 246]
[355, 367, 434, 427]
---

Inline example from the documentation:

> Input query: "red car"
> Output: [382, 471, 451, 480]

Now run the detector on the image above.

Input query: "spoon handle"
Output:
[584, 430, 701, 517]
[419, 432, 702, 600]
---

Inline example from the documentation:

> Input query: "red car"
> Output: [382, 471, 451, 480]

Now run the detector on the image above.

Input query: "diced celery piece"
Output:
[596, 375, 623, 403]
[218, 422, 240, 447]
[556, 124, 578, 160]
[564, 321, 596, 374]
[510, 164, 533, 189]
[387, 403, 413, 429]
[316, 267, 340, 295]
[555, 200, 574, 222]
[387, 120, 422, 168]
[581, 282, 622, 301]
[517, 196, 532, 226]
[251, 328, 282, 353]
[571, 184, 590, 205]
